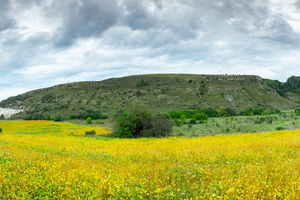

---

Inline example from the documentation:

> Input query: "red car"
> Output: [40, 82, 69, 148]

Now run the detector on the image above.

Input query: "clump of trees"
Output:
[136, 78, 149, 87]
[69, 107, 104, 120]
[167, 108, 218, 119]
[0, 114, 5, 120]
[268, 76, 300, 97]
[114, 107, 173, 138]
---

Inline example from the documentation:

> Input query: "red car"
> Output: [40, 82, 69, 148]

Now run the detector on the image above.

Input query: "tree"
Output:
[115, 106, 172, 138]
[180, 114, 187, 124]
[86, 117, 92, 124]
[0, 114, 5, 120]
[218, 106, 227, 117]
[195, 113, 207, 120]
[225, 107, 236, 116]
[54, 114, 63, 122]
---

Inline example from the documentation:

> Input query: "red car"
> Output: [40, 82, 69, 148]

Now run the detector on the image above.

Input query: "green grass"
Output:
[173, 112, 300, 137]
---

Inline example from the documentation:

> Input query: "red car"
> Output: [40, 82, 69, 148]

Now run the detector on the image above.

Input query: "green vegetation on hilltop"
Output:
[1, 74, 300, 120]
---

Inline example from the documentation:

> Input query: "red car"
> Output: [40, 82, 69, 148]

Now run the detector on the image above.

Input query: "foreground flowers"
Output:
[1, 121, 300, 199]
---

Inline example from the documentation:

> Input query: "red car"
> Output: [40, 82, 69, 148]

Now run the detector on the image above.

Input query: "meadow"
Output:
[1, 120, 300, 199]
[174, 111, 300, 137]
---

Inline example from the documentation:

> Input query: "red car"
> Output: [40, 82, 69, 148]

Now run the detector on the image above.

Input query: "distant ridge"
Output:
[1, 74, 300, 118]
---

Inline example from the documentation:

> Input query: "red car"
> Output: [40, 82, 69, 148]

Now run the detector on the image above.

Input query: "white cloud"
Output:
[0, 0, 300, 101]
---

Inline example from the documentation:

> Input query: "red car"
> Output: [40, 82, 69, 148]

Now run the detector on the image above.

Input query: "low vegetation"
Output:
[1, 121, 300, 198]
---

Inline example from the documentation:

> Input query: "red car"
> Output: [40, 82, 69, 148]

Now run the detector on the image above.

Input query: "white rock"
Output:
[0, 107, 24, 118]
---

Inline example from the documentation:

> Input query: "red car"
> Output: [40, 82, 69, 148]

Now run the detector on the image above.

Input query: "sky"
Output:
[1, 0, 300, 101]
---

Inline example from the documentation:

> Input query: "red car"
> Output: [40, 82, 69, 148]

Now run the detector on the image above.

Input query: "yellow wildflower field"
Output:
[1, 121, 300, 199]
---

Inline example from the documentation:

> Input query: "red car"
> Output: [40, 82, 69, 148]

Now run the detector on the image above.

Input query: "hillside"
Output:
[1, 74, 300, 118]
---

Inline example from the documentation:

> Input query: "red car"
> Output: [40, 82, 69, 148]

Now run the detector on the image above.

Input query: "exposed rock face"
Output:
[0, 107, 24, 118]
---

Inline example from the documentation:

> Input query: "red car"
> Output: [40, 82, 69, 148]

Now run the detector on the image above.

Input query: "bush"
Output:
[32, 113, 45, 120]
[23, 115, 32, 120]
[45, 116, 51, 120]
[85, 130, 96, 136]
[189, 118, 197, 124]
[96, 120, 100, 124]
[69, 114, 76, 119]
[225, 107, 236, 116]
[86, 117, 92, 124]
[54, 114, 63, 122]
[0, 127, 2, 133]
[195, 113, 207, 120]
[50, 116, 54, 120]
[76, 107, 102, 119]
[102, 114, 108, 119]
[0, 114, 5, 120]
[115, 107, 173, 138]
[276, 126, 285, 130]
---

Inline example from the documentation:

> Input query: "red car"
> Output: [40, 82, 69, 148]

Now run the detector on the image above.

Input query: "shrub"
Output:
[96, 120, 100, 124]
[102, 114, 108, 119]
[86, 117, 92, 124]
[115, 107, 172, 138]
[225, 107, 236, 116]
[0, 127, 2, 133]
[195, 113, 207, 120]
[77, 107, 102, 120]
[0, 114, 5, 120]
[85, 130, 96, 136]
[69, 114, 76, 119]
[189, 118, 197, 124]
[180, 114, 187, 124]
[54, 114, 63, 122]
[50, 116, 54, 120]
[23, 115, 32, 120]
[276, 126, 285, 130]
[136, 78, 149, 87]
[45, 116, 51, 120]
[32, 113, 45, 120]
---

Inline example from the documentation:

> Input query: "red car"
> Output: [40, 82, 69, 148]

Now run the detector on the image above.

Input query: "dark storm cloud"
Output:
[49, 0, 122, 47]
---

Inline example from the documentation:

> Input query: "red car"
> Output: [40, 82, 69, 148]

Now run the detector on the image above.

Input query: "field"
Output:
[1, 121, 300, 199]
[174, 111, 300, 137]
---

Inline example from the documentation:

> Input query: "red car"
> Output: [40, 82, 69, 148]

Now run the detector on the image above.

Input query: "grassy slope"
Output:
[1, 74, 300, 118]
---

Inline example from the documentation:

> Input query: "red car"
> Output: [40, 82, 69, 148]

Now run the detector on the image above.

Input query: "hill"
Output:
[1, 74, 300, 118]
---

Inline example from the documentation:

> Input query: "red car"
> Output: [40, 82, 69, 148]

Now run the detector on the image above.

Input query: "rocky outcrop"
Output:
[0, 107, 24, 118]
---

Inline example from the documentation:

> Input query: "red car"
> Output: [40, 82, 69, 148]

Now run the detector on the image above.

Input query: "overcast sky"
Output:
[1, 0, 300, 101]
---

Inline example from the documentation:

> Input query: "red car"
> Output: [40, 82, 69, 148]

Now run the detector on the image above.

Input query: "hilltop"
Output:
[1, 74, 300, 118]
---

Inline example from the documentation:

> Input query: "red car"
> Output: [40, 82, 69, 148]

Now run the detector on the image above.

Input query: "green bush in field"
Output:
[276, 126, 285, 130]
[195, 113, 207, 120]
[180, 114, 187, 124]
[189, 118, 197, 124]
[102, 114, 108, 119]
[69, 114, 76, 119]
[86, 117, 92, 124]
[54, 114, 63, 122]
[0, 127, 2, 133]
[85, 130, 96, 136]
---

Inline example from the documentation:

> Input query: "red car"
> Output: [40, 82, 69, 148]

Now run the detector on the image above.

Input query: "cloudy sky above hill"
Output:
[1, 0, 300, 101]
